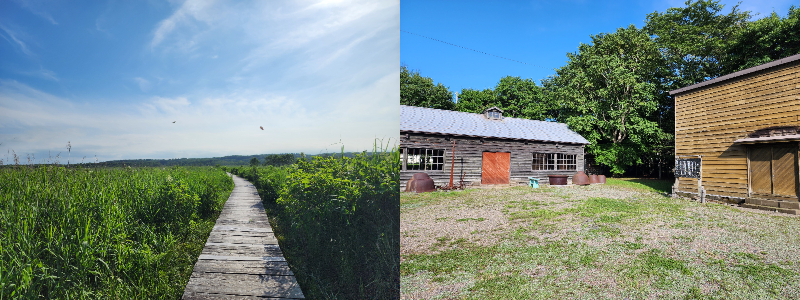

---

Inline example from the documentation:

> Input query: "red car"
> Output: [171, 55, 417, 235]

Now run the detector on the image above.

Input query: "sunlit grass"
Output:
[402, 179, 800, 299]
[0, 165, 233, 299]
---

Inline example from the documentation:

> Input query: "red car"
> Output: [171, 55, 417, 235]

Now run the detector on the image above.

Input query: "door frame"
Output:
[746, 142, 799, 200]
[481, 151, 511, 185]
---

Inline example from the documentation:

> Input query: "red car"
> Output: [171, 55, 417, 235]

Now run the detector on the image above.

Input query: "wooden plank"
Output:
[183, 174, 304, 299]
[678, 83, 799, 115]
[213, 226, 273, 233]
[678, 77, 800, 110]
[214, 220, 272, 227]
[750, 146, 772, 195]
[208, 231, 275, 239]
[773, 145, 797, 197]
[190, 260, 294, 276]
[183, 274, 304, 299]
[197, 255, 286, 262]
[201, 245, 283, 257]
[677, 87, 799, 118]
[206, 236, 279, 245]
[676, 67, 800, 107]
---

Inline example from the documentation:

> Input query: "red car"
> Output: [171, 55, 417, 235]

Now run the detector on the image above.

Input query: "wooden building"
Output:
[400, 105, 589, 190]
[670, 53, 800, 213]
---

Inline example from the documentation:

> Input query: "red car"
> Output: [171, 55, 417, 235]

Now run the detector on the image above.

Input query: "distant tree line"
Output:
[82, 152, 360, 168]
[401, 0, 800, 176]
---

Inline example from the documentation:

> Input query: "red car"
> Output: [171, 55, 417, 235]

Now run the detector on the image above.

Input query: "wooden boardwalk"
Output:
[183, 174, 304, 299]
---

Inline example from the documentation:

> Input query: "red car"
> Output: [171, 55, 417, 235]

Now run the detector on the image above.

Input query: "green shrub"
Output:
[230, 147, 399, 299]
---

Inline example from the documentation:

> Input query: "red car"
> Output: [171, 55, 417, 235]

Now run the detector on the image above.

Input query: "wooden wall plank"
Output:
[674, 61, 800, 198]
[400, 133, 585, 189]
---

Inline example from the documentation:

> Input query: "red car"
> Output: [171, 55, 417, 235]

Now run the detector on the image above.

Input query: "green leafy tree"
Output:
[400, 65, 455, 110]
[454, 88, 494, 113]
[543, 25, 673, 175]
[456, 76, 551, 120]
[722, 6, 800, 73]
[263, 153, 295, 166]
[645, 0, 751, 87]
[249, 157, 260, 166]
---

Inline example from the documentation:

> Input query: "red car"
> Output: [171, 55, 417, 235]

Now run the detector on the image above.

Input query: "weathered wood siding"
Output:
[400, 133, 585, 189]
[674, 60, 800, 199]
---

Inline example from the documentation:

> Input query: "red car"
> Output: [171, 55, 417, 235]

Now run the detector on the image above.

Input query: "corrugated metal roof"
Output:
[400, 105, 590, 144]
[669, 53, 800, 95]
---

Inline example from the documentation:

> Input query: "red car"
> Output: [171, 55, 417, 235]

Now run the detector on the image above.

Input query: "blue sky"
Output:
[401, 0, 797, 93]
[0, 0, 398, 164]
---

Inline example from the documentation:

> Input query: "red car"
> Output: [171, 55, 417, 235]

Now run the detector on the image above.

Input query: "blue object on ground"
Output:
[528, 177, 539, 188]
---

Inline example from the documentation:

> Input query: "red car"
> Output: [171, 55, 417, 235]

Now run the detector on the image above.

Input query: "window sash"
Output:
[403, 148, 444, 171]
[533, 153, 576, 171]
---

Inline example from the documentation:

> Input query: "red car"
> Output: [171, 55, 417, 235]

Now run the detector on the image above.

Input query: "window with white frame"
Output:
[402, 148, 445, 171]
[532, 153, 576, 170]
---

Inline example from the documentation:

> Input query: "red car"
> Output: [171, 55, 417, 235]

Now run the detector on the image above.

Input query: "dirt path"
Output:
[182, 174, 304, 299]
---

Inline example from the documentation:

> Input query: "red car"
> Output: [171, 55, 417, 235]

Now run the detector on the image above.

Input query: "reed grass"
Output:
[0, 165, 233, 299]
[229, 144, 399, 300]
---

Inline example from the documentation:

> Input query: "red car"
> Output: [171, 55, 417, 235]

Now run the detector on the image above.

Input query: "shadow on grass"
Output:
[607, 178, 674, 194]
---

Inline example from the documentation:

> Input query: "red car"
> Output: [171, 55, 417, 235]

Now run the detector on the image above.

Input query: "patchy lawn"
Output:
[401, 179, 800, 299]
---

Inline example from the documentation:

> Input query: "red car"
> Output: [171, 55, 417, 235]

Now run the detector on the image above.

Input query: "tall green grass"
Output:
[230, 146, 399, 299]
[0, 165, 233, 299]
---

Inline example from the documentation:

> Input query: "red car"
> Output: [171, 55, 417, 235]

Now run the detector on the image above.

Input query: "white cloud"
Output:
[0, 0, 399, 163]
[0, 79, 390, 162]
[0, 24, 34, 57]
[150, 0, 218, 49]
[12, 0, 58, 25]
[134, 77, 151, 92]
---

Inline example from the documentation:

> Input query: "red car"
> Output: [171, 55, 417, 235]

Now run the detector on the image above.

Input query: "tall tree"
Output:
[400, 66, 455, 110]
[722, 6, 800, 73]
[264, 153, 295, 166]
[454, 88, 494, 114]
[645, 0, 751, 88]
[455, 76, 551, 120]
[543, 25, 672, 175]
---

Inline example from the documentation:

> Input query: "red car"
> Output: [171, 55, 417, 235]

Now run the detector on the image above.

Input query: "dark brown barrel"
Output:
[407, 173, 435, 193]
[572, 171, 589, 185]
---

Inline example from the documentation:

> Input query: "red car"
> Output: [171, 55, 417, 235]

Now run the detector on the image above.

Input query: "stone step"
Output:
[741, 202, 800, 215]
[744, 197, 800, 210]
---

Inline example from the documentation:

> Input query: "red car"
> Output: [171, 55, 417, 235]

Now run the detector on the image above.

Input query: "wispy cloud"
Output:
[0, 23, 34, 57]
[18, 66, 58, 81]
[0, 79, 389, 161]
[0, 0, 398, 162]
[134, 77, 151, 92]
[12, 0, 58, 25]
[150, 0, 217, 49]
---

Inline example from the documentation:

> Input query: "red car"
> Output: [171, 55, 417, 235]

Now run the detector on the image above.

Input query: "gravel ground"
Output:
[401, 181, 800, 299]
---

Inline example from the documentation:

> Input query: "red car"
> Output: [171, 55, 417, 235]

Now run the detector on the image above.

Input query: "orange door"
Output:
[481, 152, 510, 184]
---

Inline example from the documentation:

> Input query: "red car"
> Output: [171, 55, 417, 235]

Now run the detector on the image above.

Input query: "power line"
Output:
[402, 30, 551, 70]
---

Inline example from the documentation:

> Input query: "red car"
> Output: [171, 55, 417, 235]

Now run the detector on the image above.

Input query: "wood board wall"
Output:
[400, 132, 585, 190]
[674, 60, 800, 199]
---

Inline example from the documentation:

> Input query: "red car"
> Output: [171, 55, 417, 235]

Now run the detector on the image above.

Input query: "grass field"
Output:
[229, 148, 400, 300]
[0, 165, 233, 299]
[401, 179, 800, 299]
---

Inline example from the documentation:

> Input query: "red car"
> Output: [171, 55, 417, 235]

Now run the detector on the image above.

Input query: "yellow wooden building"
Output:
[670, 54, 800, 214]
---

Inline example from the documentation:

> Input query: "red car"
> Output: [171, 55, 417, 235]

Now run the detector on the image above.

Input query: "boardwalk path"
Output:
[183, 174, 304, 299]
